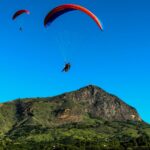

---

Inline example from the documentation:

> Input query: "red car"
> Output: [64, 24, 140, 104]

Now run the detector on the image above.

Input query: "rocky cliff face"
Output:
[52, 85, 141, 122]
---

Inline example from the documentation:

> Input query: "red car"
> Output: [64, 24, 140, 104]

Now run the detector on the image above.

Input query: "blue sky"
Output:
[0, 0, 150, 123]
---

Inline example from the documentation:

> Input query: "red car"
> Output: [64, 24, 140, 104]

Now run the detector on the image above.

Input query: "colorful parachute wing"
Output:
[12, 10, 30, 20]
[44, 4, 103, 30]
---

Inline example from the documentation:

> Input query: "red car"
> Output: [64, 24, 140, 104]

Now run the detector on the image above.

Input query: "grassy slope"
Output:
[0, 115, 150, 149]
[0, 93, 149, 149]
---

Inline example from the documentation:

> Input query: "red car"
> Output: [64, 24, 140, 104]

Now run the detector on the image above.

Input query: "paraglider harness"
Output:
[62, 63, 71, 72]
[19, 27, 23, 32]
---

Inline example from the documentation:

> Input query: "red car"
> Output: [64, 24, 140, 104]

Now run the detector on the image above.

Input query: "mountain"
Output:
[0, 85, 150, 149]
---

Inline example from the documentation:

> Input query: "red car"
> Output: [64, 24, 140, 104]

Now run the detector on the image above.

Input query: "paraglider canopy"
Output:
[12, 10, 30, 20]
[44, 4, 103, 30]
